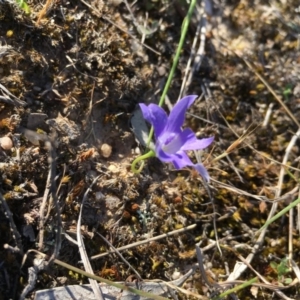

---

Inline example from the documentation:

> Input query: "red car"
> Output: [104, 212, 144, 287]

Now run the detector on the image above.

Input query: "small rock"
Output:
[27, 113, 48, 130]
[108, 0, 123, 6]
[25, 97, 34, 105]
[157, 65, 166, 76]
[85, 170, 97, 182]
[108, 164, 118, 173]
[171, 271, 181, 281]
[33, 86, 41, 92]
[0, 136, 13, 150]
[134, 147, 141, 155]
[100, 143, 112, 158]
[95, 191, 105, 201]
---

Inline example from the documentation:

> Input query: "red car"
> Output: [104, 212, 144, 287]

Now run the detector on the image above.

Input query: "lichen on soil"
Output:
[1, 0, 300, 299]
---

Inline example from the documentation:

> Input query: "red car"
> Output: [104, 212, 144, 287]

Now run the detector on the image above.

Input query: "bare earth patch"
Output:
[0, 0, 300, 299]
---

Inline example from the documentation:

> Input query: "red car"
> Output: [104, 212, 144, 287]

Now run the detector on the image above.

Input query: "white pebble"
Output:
[100, 143, 112, 158]
[0, 136, 13, 150]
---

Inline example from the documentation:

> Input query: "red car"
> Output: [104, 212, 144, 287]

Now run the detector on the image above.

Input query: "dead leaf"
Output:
[259, 201, 267, 213]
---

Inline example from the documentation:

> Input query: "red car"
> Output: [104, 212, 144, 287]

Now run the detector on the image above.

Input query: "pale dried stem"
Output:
[89, 224, 197, 261]
[290, 259, 300, 285]
[77, 176, 104, 300]
[178, 4, 203, 100]
[38, 161, 51, 250]
[47, 139, 62, 265]
[288, 200, 293, 262]
[36, 0, 54, 26]
[0, 192, 23, 254]
[297, 188, 300, 235]
[0, 83, 27, 107]
[196, 245, 222, 290]
[242, 58, 300, 128]
[180, 6, 207, 99]
[225, 129, 300, 300]
[225, 247, 294, 300]
[89, 208, 240, 262]
[21, 139, 61, 298]
[211, 179, 298, 204]
[262, 103, 274, 127]
[96, 232, 142, 280]
[79, 0, 160, 56]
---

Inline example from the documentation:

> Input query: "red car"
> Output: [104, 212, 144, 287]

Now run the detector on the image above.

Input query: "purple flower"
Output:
[139, 95, 214, 181]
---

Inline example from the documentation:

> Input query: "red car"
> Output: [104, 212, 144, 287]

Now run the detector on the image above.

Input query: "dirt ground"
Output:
[0, 0, 300, 299]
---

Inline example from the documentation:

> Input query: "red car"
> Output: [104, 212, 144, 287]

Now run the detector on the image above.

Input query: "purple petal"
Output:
[179, 129, 214, 151]
[156, 147, 211, 181]
[171, 151, 194, 169]
[157, 132, 182, 154]
[194, 163, 210, 182]
[139, 103, 168, 138]
[165, 95, 198, 134]
[172, 152, 211, 182]
[155, 142, 174, 163]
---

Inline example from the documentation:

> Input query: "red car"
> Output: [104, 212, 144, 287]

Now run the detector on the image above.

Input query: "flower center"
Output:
[161, 133, 182, 154]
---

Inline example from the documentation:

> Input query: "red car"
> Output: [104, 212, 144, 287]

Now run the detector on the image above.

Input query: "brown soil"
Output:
[0, 0, 300, 299]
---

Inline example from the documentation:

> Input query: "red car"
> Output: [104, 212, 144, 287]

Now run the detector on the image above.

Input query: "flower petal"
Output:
[139, 103, 168, 138]
[194, 163, 210, 182]
[155, 141, 174, 163]
[172, 152, 211, 182]
[158, 132, 182, 154]
[179, 129, 214, 151]
[165, 95, 198, 133]
[157, 147, 211, 181]
[171, 151, 193, 169]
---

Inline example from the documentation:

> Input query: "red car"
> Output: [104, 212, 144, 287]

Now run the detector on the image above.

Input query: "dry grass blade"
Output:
[77, 176, 103, 300]
[195, 245, 221, 290]
[0, 83, 27, 107]
[0, 192, 23, 254]
[46, 139, 62, 265]
[89, 224, 197, 261]
[36, 0, 54, 26]
[178, 4, 204, 100]
[159, 265, 209, 300]
[242, 58, 300, 129]
[38, 169, 51, 251]
[96, 232, 142, 281]
[79, 0, 160, 56]
[211, 179, 298, 203]
[297, 188, 300, 235]
[222, 246, 294, 300]
[290, 259, 300, 284]
[2, 1, 300, 299]
[225, 128, 300, 299]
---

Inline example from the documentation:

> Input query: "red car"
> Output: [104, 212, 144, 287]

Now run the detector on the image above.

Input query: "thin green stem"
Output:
[158, 1, 196, 108]
[54, 258, 169, 300]
[256, 197, 300, 234]
[131, 150, 155, 173]
[146, 0, 197, 147]
[211, 277, 257, 300]
[131, 0, 197, 173]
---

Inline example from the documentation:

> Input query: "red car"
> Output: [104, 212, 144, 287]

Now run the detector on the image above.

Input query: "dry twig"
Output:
[0, 192, 23, 254]
[77, 176, 104, 300]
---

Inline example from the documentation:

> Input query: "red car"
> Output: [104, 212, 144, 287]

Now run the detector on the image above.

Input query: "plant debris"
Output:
[1, 0, 300, 299]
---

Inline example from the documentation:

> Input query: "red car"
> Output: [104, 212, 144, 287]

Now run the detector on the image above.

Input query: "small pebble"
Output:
[157, 65, 166, 76]
[0, 136, 13, 150]
[134, 147, 141, 155]
[95, 191, 105, 201]
[33, 86, 42, 92]
[108, 164, 118, 173]
[171, 271, 181, 281]
[100, 143, 112, 158]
